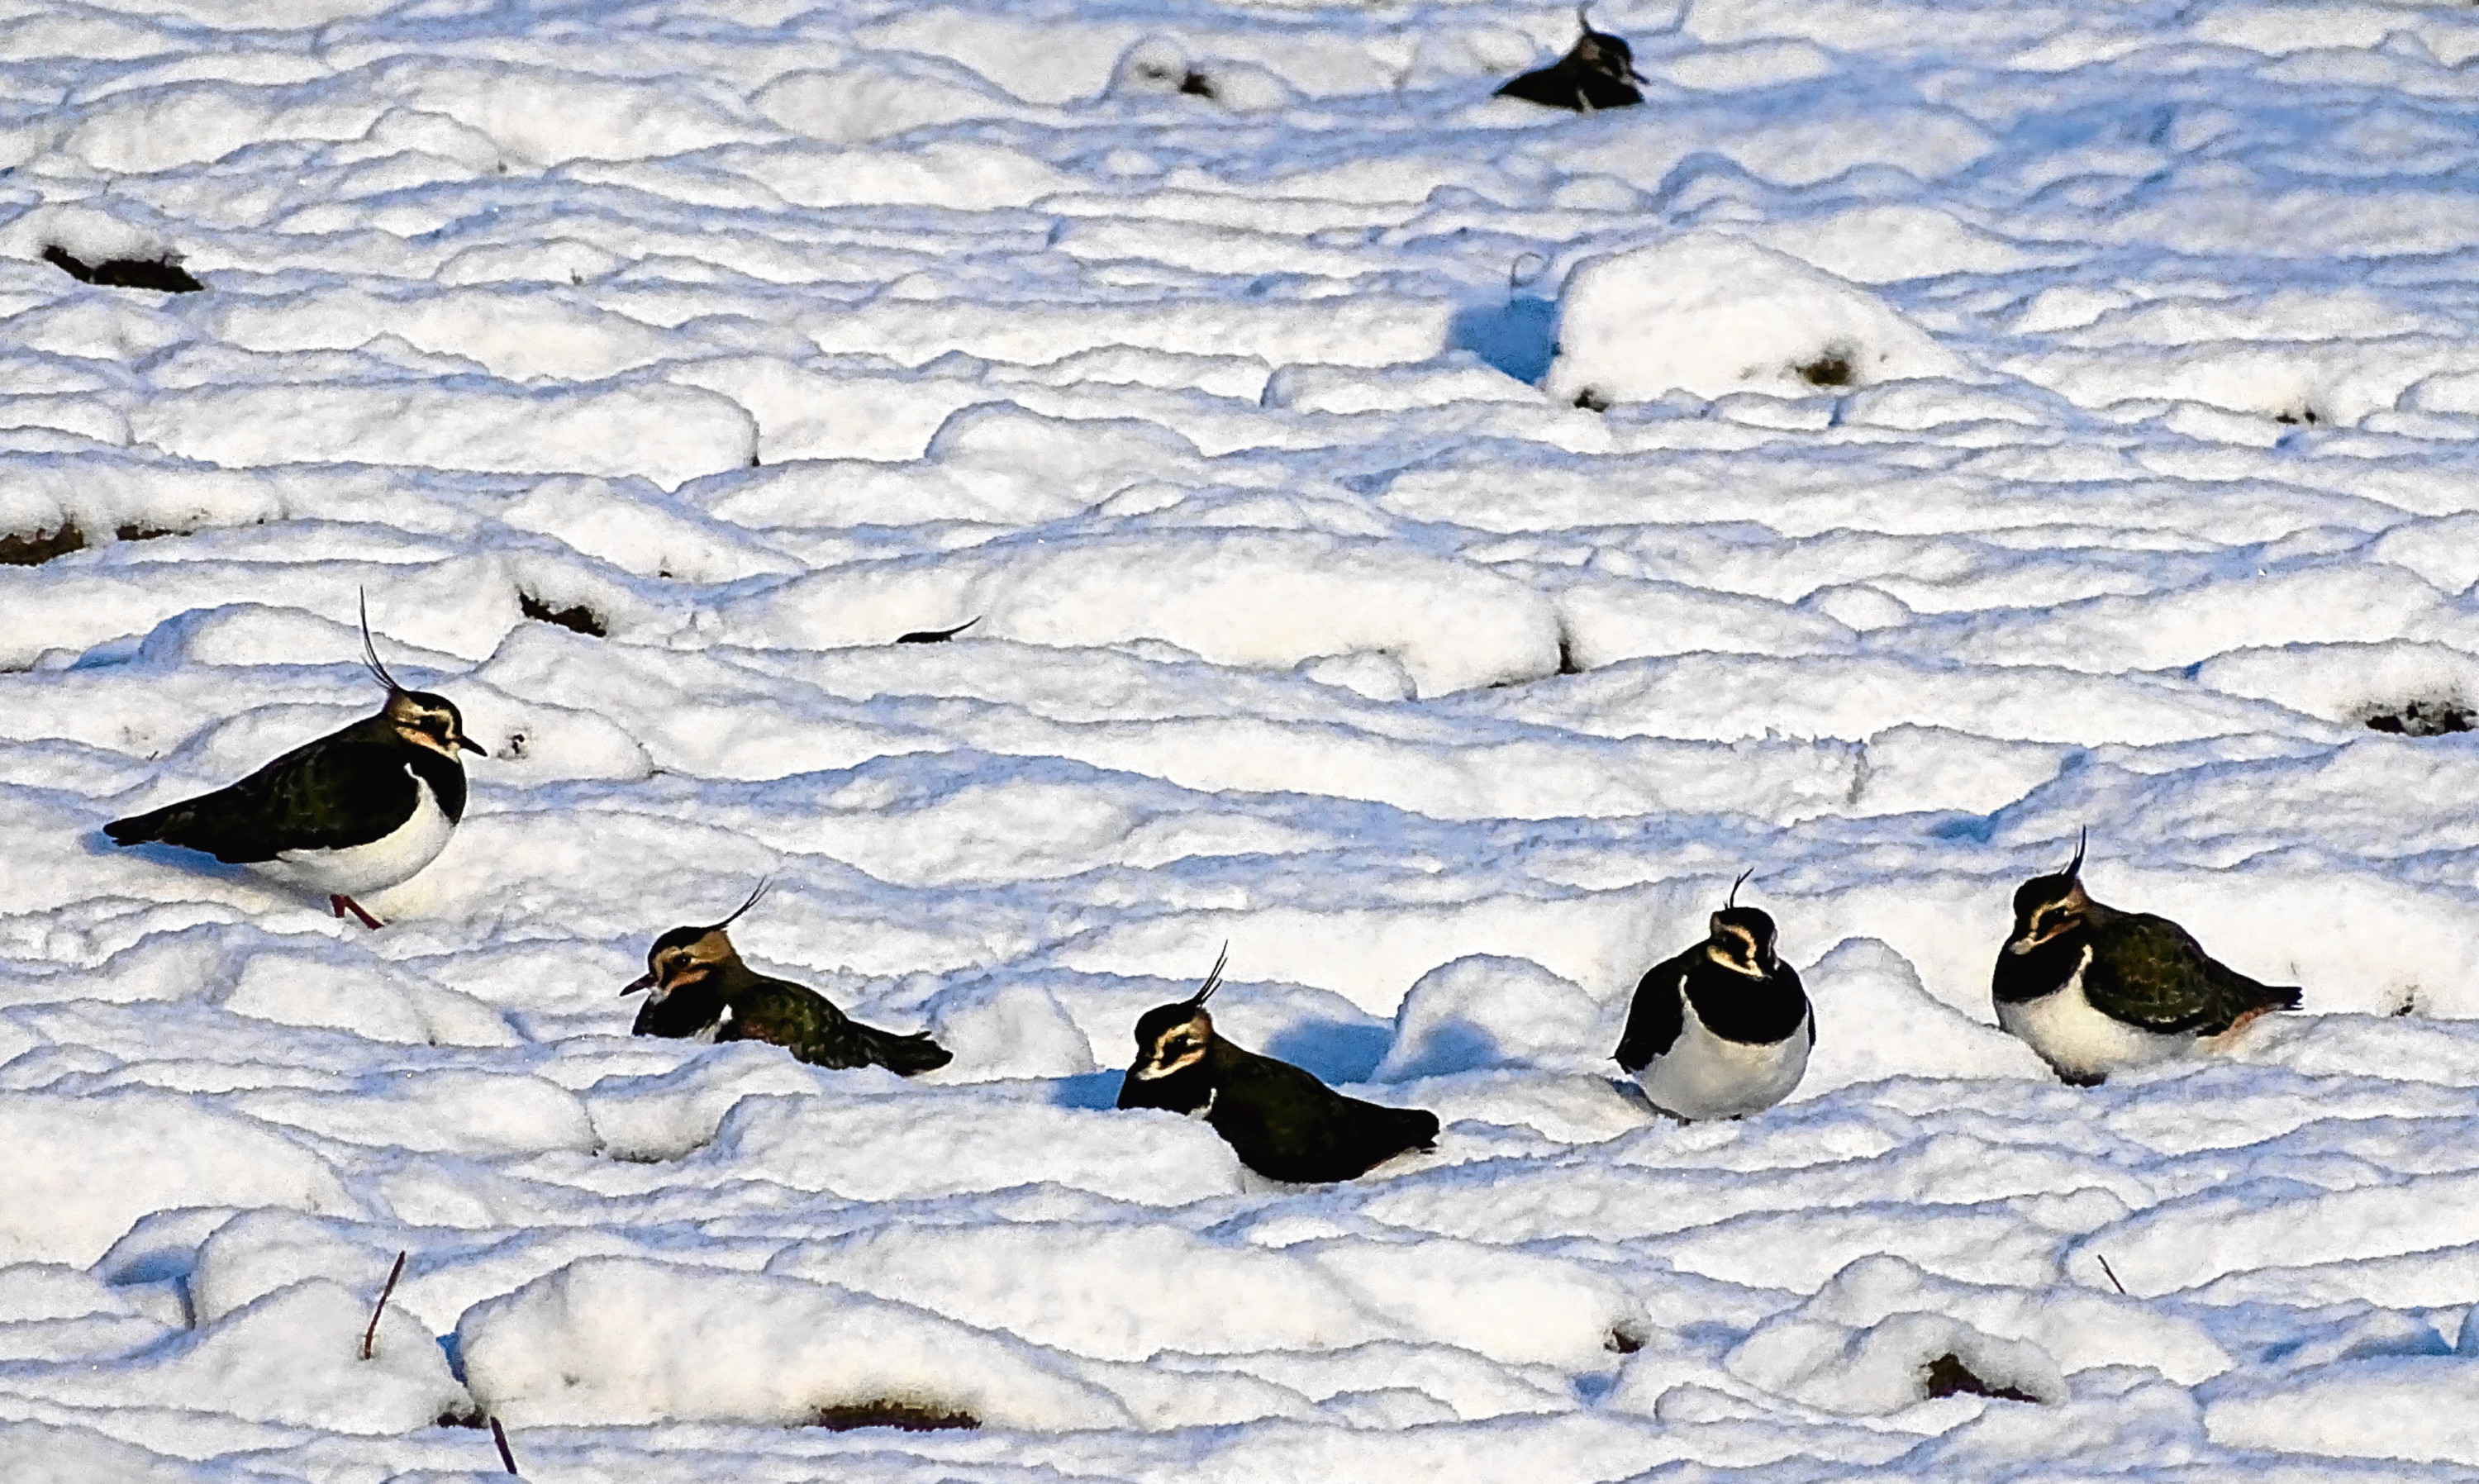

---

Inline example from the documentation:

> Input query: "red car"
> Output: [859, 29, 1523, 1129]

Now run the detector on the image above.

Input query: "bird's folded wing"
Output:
[1614, 957, 1688, 1069]
[113, 740, 419, 862]
[2082, 916, 2252, 1035]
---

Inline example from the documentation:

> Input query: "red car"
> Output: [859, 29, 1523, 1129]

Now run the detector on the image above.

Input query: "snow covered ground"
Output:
[5, 0, 2479, 1477]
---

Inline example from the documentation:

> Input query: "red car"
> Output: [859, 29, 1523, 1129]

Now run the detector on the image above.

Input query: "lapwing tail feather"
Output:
[857, 1023, 954, 1077]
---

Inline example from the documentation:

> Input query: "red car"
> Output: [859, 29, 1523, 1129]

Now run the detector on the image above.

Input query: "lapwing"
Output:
[1496, 6, 1647, 112]
[621, 885, 952, 1074]
[1117, 948, 1439, 1183]
[102, 600, 481, 930]
[1994, 833, 2301, 1086]
[1615, 873, 1814, 1120]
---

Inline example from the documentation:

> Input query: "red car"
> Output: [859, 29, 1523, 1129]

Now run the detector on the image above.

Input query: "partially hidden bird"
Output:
[1615, 872, 1814, 1120]
[102, 599, 482, 930]
[621, 884, 953, 1074]
[1117, 947, 1439, 1182]
[1496, 6, 1647, 112]
[1993, 833, 2302, 1086]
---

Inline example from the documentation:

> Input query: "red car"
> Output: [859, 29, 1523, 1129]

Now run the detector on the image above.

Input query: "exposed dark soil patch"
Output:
[43, 245, 202, 293]
[2363, 699, 2472, 737]
[2273, 407, 2321, 426]
[520, 592, 607, 637]
[1921, 1352, 2040, 1404]
[0, 522, 87, 566]
[1797, 353, 1854, 388]
[1606, 1327, 1644, 1353]
[1, 521, 183, 567]
[1178, 69, 1218, 98]
[1572, 388, 1611, 412]
[814, 1400, 981, 1432]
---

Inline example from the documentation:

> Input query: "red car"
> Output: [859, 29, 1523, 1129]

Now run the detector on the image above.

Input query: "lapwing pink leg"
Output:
[331, 894, 385, 930]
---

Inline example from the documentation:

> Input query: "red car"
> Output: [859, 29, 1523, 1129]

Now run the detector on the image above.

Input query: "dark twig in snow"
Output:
[362, 1250, 407, 1360]
[491, 1417, 519, 1474]
[2096, 1254, 2128, 1295]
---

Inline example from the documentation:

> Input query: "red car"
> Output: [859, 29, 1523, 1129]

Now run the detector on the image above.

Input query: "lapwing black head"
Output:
[2006, 830, 2089, 954]
[359, 603, 483, 762]
[1568, 7, 1644, 86]
[623, 881, 767, 1000]
[1127, 944, 1226, 1083]
[1704, 868, 1781, 977]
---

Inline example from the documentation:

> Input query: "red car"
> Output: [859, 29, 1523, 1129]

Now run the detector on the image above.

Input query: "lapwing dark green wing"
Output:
[621, 883, 953, 1074]
[1615, 871, 1815, 1120]
[1118, 946, 1440, 1183]
[102, 597, 483, 930]
[1994, 832, 2302, 1086]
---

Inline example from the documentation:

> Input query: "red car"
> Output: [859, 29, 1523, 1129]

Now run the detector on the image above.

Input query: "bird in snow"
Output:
[102, 599, 482, 930]
[1993, 832, 2302, 1086]
[1496, 6, 1648, 112]
[1117, 946, 1440, 1183]
[1615, 872, 1815, 1120]
[621, 883, 953, 1074]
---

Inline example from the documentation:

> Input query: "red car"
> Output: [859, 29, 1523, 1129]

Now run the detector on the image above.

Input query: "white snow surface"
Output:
[2, 0, 2478, 1478]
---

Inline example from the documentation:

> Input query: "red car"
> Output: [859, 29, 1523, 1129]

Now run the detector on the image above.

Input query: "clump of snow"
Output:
[925, 978, 1097, 1080]
[698, 1092, 1244, 1206]
[1796, 939, 2048, 1096]
[1728, 1305, 2067, 1415]
[456, 1257, 1130, 1429]
[1543, 233, 1972, 407]
[0, 1091, 354, 1266]
[1375, 954, 1608, 1080]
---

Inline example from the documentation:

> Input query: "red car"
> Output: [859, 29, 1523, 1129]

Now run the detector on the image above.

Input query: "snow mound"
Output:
[722, 530, 1563, 697]
[0, 1090, 354, 1266]
[1796, 938, 2050, 1095]
[1543, 233, 1972, 407]
[770, 1223, 1394, 1363]
[699, 1091, 1245, 1205]
[1727, 1305, 2067, 1415]
[13, 1278, 468, 1432]
[925, 979, 1099, 1081]
[1375, 954, 1609, 1081]
[455, 1257, 1132, 1429]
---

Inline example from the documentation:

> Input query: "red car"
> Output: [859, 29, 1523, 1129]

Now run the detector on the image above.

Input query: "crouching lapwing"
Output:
[622, 884, 953, 1074]
[1496, 7, 1647, 112]
[1117, 948, 1439, 1182]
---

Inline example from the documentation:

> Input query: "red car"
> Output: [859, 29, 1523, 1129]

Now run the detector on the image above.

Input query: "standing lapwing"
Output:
[621, 885, 952, 1074]
[1615, 873, 1814, 1120]
[102, 599, 482, 930]
[1994, 833, 2302, 1086]
[1117, 948, 1439, 1182]
[1496, 6, 1647, 112]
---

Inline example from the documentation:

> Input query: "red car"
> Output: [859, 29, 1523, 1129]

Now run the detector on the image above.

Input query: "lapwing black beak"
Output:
[621, 972, 655, 996]
[456, 735, 485, 755]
